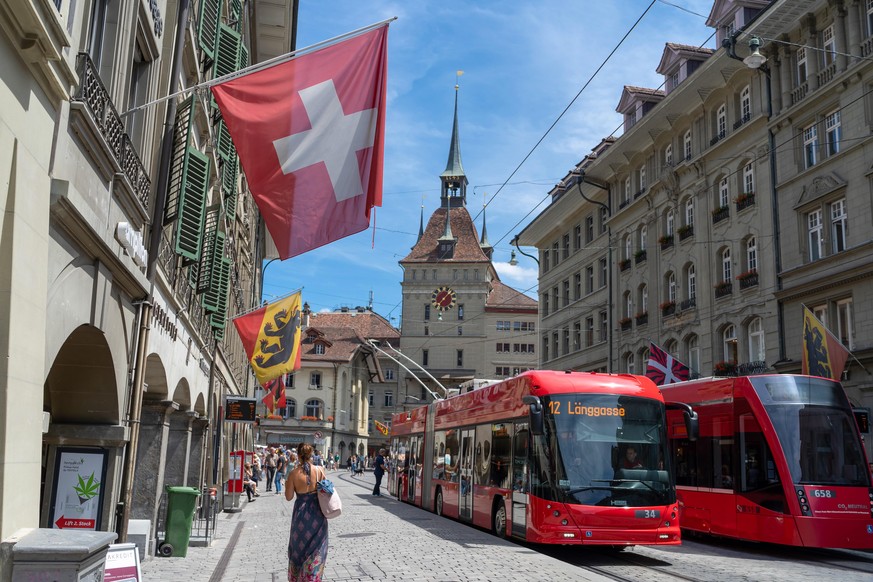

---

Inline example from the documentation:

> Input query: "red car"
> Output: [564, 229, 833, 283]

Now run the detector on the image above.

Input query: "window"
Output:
[600, 206, 608, 234]
[668, 273, 676, 302]
[837, 298, 853, 348]
[463, 269, 468, 280]
[310, 372, 322, 388]
[368, 390, 374, 406]
[740, 85, 751, 120]
[458, 304, 464, 320]
[552, 242, 559, 266]
[552, 333, 558, 359]
[624, 235, 632, 260]
[803, 123, 818, 168]
[639, 166, 647, 191]
[384, 391, 394, 407]
[542, 249, 549, 272]
[685, 198, 694, 227]
[746, 237, 758, 271]
[384, 368, 395, 380]
[585, 317, 594, 347]
[285, 374, 295, 389]
[669, 71, 679, 91]
[665, 143, 673, 167]
[813, 304, 828, 327]
[563, 279, 570, 306]
[721, 248, 732, 282]
[868, 0, 873, 37]
[623, 177, 631, 203]
[719, 177, 729, 208]
[542, 293, 549, 316]
[826, 110, 841, 156]
[797, 47, 808, 84]
[743, 163, 754, 194]
[687, 335, 700, 376]
[639, 225, 647, 251]
[424, 325, 429, 336]
[808, 209, 823, 261]
[574, 273, 581, 300]
[562, 328, 570, 354]
[831, 198, 847, 253]
[684, 130, 692, 159]
[573, 322, 581, 350]
[496, 342, 510, 353]
[574, 224, 582, 251]
[723, 325, 738, 362]
[457, 349, 463, 367]
[822, 25, 836, 67]
[640, 284, 648, 313]
[666, 209, 674, 236]
[599, 258, 607, 288]
[422, 349, 429, 367]
[748, 318, 765, 362]
[457, 326, 463, 336]
[716, 104, 727, 138]
[599, 311, 608, 342]
[627, 353, 635, 374]
[551, 287, 558, 312]
[585, 216, 594, 244]
[542, 337, 549, 361]
[305, 399, 323, 419]
[562, 233, 570, 259]
[285, 399, 296, 419]
[314, 343, 325, 355]
[585, 266, 594, 295]
[424, 304, 431, 321]
[625, 292, 633, 318]
[687, 264, 696, 299]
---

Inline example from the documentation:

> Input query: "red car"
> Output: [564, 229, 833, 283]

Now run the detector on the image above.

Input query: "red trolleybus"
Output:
[661, 374, 873, 548]
[388, 370, 698, 545]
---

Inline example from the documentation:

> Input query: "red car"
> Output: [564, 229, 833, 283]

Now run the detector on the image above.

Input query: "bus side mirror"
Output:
[666, 401, 699, 442]
[522, 395, 544, 436]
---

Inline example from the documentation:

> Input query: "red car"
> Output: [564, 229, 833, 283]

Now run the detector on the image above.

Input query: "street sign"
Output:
[314, 431, 323, 439]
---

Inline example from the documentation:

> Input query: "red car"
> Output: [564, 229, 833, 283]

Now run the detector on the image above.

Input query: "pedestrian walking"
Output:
[373, 448, 386, 496]
[275, 450, 287, 494]
[242, 463, 257, 501]
[285, 442, 329, 581]
[265, 447, 276, 491]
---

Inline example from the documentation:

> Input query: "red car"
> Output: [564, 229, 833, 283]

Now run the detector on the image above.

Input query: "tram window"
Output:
[713, 438, 734, 489]
[673, 439, 698, 486]
[474, 424, 492, 486]
[512, 425, 529, 492]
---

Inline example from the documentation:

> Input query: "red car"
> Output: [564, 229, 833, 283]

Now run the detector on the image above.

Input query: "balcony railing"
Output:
[714, 281, 733, 299]
[660, 303, 676, 317]
[817, 62, 836, 86]
[619, 318, 632, 332]
[791, 81, 809, 106]
[634, 250, 647, 264]
[678, 297, 696, 311]
[709, 130, 726, 146]
[733, 113, 751, 130]
[73, 52, 151, 209]
[659, 235, 674, 250]
[678, 225, 693, 241]
[862, 36, 873, 58]
[635, 313, 648, 326]
[619, 259, 631, 272]
[737, 271, 759, 290]
[711, 206, 729, 224]
[634, 188, 646, 200]
[713, 360, 767, 377]
[735, 193, 756, 212]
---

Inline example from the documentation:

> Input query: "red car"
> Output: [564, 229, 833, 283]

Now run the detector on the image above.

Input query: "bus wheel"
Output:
[435, 489, 444, 517]
[492, 499, 507, 539]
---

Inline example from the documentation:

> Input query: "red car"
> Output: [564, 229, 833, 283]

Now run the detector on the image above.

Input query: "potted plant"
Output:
[711, 204, 729, 217]
[619, 258, 631, 270]
[734, 192, 755, 205]
[618, 316, 632, 328]
[634, 249, 647, 261]
[658, 234, 674, 245]
[677, 224, 693, 237]
[713, 360, 737, 375]
[735, 269, 757, 281]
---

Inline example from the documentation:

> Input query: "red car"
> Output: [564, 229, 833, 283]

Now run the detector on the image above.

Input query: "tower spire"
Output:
[479, 200, 493, 259]
[440, 73, 468, 207]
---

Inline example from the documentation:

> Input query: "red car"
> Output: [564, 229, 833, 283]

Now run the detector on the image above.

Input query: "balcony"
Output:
[71, 52, 151, 213]
[733, 113, 751, 130]
[791, 81, 809, 106]
[678, 297, 696, 311]
[709, 130, 726, 147]
[678, 225, 693, 241]
[713, 361, 737, 376]
[736, 270, 759, 290]
[635, 312, 648, 326]
[713, 360, 767, 377]
[634, 188, 646, 200]
[711, 205, 729, 225]
[660, 301, 676, 317]
[619, 259, 631, 272]
[714, 281, 733, 299]
[659, 235, 674, 251]
[735, 193, 755, 212]
[817, 62, 836, 86]
[619, 318, 632, 332]
[634, 250, 647, 264]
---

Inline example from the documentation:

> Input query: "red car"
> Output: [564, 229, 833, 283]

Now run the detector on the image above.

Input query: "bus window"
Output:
[512, 425, 529, 493]
[445, 430, 460, 482]
[474, 424, 492, 486]
[491, 423, 512, 489]
[433, 431, 446, 480]
[673, 439, 698, 486]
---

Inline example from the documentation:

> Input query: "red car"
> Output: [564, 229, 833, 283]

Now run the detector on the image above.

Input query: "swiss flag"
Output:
[211, 26, 388, 259]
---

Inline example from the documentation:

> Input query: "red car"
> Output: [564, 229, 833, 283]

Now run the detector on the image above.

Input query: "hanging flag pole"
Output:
[121, 17, 398, 118]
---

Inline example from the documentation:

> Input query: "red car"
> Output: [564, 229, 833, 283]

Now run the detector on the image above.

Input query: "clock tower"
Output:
[397, 85, 537, 404]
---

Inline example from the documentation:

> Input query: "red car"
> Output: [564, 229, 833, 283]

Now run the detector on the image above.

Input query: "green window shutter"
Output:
[212, 258, 232, 322]
[173, 147, 209, 261]
[214, 23, 241, 80]
[197, 0, 221, 61]
[222, 156, 238, 222]
[237, 44, 249, 70]
[201, 231, 228, 311]
[230, 0, 243, 32]
[164, 96, 196, 225]
[195, 211, 220, 293]
[216, 121, 234, 162]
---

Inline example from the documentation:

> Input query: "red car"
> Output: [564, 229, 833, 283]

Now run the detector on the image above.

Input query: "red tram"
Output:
[661, 374, 873, 548]
[389, 370, 698, 546]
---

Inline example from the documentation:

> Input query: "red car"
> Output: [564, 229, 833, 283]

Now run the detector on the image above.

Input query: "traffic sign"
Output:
[314, 431, 323, 439]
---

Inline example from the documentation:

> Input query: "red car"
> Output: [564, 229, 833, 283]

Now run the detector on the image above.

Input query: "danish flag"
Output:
[211, 26, 388, 259]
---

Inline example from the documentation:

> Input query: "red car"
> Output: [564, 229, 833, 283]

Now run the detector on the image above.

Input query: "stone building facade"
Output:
[517, 0, 873, 459]
[0, 0, 295, 545]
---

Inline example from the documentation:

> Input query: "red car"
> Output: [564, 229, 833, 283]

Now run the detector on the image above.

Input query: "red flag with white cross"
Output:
[211, 26, 388, 259]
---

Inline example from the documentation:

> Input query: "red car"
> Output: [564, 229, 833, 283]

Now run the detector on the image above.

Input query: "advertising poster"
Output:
[50, 448, 107, 530]
[103, 543, 142, 582]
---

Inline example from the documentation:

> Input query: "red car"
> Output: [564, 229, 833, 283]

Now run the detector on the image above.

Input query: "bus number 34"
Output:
[635, 510, 661, 519]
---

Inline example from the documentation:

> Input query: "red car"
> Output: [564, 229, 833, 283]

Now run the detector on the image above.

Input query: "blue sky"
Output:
[262, 0, 717, 325]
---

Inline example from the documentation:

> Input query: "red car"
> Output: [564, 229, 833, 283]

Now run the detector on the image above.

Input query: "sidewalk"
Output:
[141, 469, 610, 581]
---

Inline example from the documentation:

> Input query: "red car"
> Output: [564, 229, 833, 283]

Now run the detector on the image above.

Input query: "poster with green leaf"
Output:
[51, 450, 106, 530]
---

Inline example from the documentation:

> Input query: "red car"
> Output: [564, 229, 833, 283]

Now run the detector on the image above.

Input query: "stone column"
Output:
[187, 418, 209, 488]
[131, 401, 178, 527]
[163, 408, 194, 488]
[770, 48, 783, 116]
[780, 42, 793, 109]
[804, 14, 820, 91]
[833, 0, 849, 72]
[847, 0, 863, 59]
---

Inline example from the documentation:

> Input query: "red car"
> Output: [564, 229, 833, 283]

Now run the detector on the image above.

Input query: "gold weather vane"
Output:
[456, 70, 463, 90]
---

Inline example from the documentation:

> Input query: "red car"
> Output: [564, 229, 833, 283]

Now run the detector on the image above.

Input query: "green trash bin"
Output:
[159, 486, 201, 557]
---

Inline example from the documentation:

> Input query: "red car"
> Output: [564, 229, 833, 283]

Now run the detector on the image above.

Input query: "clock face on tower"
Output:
[431, 286, 457, 311]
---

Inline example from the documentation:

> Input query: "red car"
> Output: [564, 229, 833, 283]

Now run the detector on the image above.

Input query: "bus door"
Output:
[407, 435, 420, 503]
[511, 422, 529, 538]
[459, 428, 474, 521]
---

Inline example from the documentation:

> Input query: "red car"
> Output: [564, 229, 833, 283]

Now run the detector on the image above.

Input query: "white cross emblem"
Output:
[273, 79, 378, 202]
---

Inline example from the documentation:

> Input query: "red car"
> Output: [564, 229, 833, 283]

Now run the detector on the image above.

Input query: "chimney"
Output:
[303, 302, 311, 328]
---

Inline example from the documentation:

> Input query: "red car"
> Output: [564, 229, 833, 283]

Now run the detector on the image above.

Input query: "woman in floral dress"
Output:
[285, 442, 328, 581]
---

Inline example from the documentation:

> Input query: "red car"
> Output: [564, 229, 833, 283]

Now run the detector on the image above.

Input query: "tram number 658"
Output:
[634, 509, 661, 519]
[811, 489, 835, 498]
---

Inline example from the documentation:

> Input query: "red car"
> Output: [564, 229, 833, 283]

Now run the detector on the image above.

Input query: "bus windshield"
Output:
[537, 394, 674, 507]
[750, 376, 870, 487]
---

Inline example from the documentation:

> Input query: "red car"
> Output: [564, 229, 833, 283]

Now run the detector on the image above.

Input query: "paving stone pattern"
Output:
[140, 469, 609, 581]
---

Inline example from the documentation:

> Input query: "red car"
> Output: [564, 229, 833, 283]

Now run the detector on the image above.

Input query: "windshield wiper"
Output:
[591, 478, 660, 494]
[565, 485, 614, 495]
